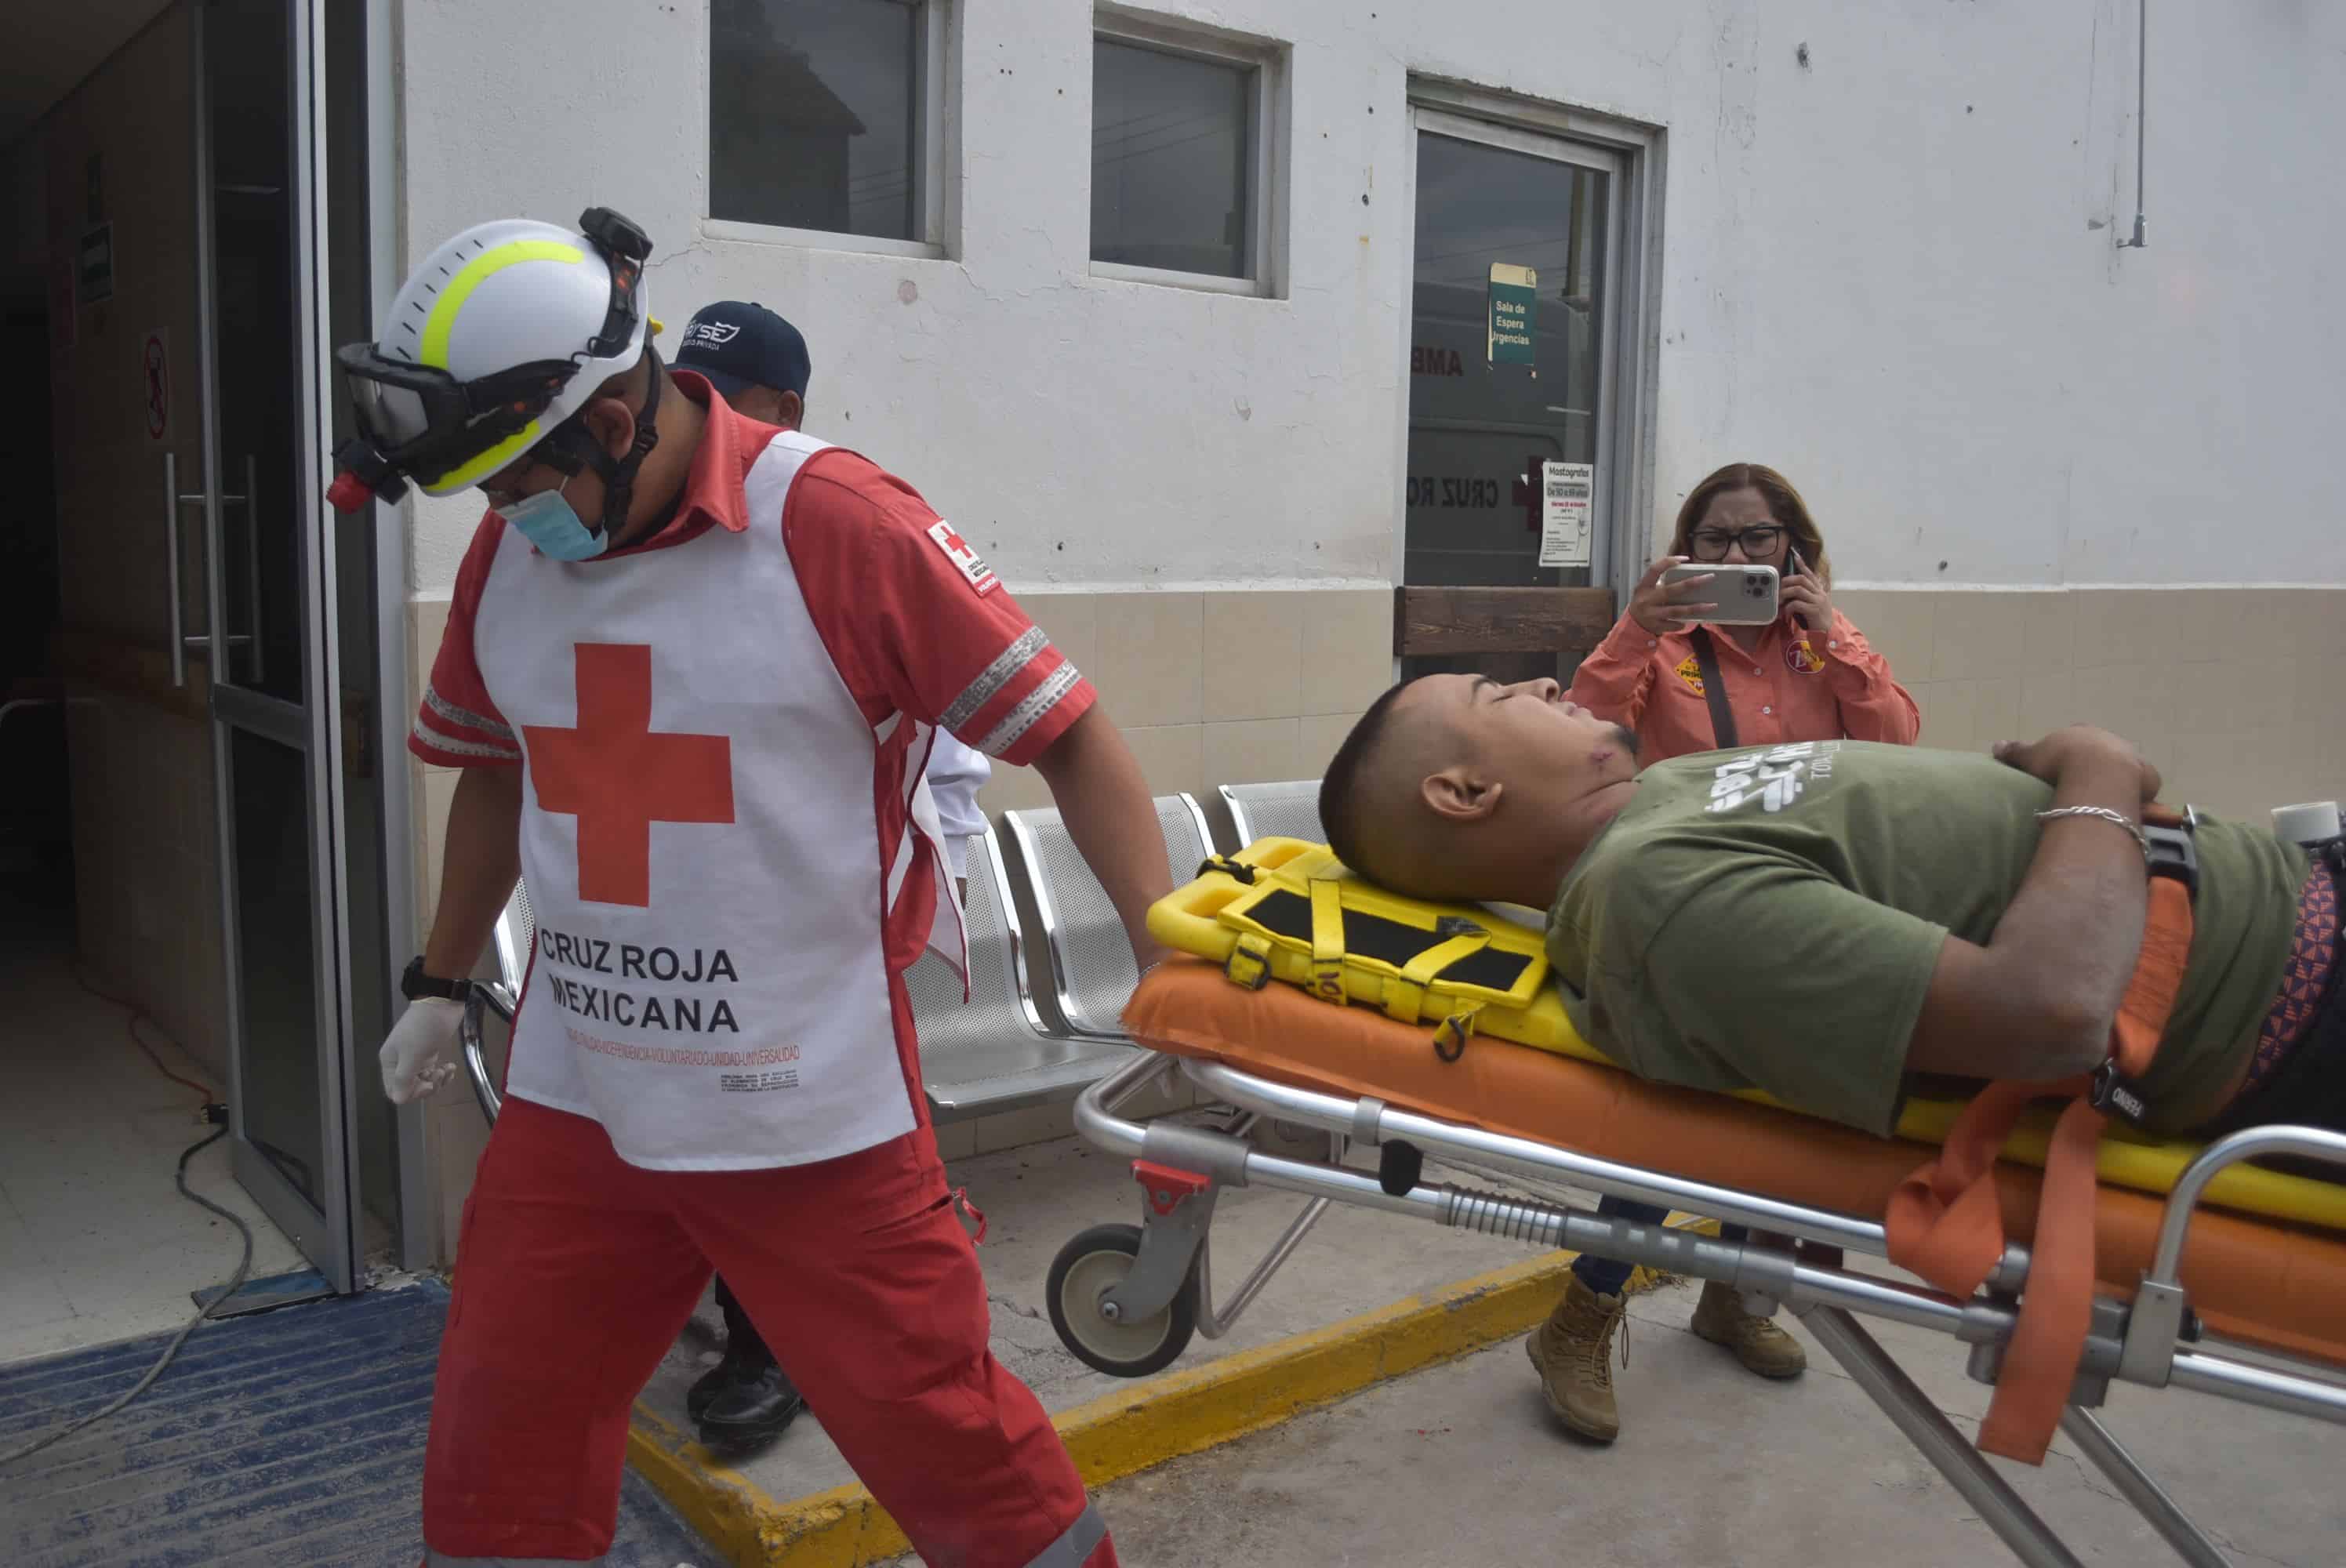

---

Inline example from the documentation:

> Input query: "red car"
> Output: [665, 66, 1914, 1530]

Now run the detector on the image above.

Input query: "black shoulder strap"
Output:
[1689, 627, 1738, 750]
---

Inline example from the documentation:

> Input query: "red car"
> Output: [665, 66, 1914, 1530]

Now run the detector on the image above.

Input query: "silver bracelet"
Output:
[2035, 805, 2148, 855]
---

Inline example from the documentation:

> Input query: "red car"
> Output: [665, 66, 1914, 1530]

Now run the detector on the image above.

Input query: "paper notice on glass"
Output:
[1538, 461, 1594, 568]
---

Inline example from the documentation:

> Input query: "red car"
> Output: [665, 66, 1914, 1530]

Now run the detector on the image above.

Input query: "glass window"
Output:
[710, 0, 922, 242]
[1091, 38, 1254, 279]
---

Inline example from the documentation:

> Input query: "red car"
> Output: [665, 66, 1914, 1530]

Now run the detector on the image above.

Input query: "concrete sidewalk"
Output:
[953, 1269, 2334, 1568]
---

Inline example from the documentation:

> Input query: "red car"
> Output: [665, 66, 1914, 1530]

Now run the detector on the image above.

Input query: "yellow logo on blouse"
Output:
[1784, 638, 1826, 676]
[1673, 655, 1705, 695]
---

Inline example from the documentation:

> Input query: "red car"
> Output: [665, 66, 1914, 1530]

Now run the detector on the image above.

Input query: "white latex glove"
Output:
[380, 996, 465, 1104]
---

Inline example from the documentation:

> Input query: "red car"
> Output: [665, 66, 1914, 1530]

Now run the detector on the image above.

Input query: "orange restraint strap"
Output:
[1883, 808, 2195, 1465]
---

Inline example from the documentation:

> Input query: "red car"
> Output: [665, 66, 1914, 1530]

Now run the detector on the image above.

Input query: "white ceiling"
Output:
[2, 1, 177, 149]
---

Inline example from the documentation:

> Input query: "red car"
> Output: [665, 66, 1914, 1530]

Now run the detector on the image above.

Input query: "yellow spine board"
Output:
[1147, 839, 2345, 1233]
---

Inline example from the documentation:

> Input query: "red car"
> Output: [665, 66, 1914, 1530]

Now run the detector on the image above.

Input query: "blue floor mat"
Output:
[0, 1280, 717, 1567]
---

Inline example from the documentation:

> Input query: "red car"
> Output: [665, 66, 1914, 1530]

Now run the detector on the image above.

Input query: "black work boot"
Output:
[689, 1276, 805, 1450]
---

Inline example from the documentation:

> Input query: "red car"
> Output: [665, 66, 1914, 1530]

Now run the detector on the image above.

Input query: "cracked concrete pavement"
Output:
[933, 1269, 2336, 1567]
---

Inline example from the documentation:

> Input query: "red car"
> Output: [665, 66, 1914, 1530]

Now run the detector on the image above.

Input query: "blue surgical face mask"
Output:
[496, 477, 607, 561]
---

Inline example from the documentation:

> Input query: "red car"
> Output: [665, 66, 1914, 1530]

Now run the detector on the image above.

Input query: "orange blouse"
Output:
[1567, 608, 1920, 762]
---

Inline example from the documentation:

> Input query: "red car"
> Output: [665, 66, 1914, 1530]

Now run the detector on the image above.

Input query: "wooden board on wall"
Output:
[1393, 586, 1617, 658]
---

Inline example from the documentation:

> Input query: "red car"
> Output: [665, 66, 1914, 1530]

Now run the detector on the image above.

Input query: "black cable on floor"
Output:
[0, 1123, 256, 1469]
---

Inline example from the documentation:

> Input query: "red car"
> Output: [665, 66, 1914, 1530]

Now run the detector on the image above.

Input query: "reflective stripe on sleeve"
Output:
[978, 661, 1082, 759]
[942, 625, 1048, 734]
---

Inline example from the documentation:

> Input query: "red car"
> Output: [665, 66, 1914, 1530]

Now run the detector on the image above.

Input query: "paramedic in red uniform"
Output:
[332, 208, 1165, 1566]
[662, 296, 1001, 1451]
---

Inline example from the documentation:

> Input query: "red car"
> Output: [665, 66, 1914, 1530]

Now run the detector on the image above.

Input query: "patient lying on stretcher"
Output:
[1316, 675, 2342, 1141]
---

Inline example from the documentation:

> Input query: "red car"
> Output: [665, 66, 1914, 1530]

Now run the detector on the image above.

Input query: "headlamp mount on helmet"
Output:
[578, 207, 652, 361]
[327, 206, 656, 514]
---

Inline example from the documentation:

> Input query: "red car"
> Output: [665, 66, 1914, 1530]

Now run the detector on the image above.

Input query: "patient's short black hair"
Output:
[1318, 680, 1413, 883]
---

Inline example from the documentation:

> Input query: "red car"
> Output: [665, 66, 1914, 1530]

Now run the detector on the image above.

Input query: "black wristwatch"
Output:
[401, 956, 469, 1004]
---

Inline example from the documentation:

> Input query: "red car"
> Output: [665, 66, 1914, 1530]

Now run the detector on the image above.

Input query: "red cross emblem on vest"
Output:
[524, 644, 735, 907]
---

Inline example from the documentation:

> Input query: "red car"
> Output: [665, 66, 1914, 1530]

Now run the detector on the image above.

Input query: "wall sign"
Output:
[1487, 263, 1537, 370]
[77, 223, 114, 306]
[143, 329, 172, 442]
[1537, 459, 1594, 568]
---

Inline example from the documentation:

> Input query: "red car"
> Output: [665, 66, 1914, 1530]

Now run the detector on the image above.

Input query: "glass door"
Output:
[1400, 109, 1622, 685]
[189, 0, 361, 1289]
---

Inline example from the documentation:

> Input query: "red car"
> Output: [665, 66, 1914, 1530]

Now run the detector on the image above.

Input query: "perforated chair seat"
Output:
[917, 826, 1137, 1123]
[1005, 794, 1216, 1040]
[1219, 779, 1324, 848]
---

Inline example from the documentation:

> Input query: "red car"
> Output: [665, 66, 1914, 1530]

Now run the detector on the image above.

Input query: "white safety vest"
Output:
[471, 432, 963, 1169]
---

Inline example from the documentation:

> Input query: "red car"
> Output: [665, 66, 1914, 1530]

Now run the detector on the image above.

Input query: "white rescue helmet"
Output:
[329, 206, 654, 509]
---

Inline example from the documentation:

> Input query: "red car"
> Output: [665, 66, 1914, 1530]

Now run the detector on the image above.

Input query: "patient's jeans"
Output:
[1571, 1196, 1747, 1298]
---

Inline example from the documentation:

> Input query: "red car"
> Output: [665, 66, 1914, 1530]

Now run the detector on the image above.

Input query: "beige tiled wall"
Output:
[400, 581, 2343, 1261]
[64, 685, 227, 1077]
[1837, 586, 2345, 820]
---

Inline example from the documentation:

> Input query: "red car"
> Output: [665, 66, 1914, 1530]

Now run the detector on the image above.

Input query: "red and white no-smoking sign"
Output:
[142, 329, 170, 442]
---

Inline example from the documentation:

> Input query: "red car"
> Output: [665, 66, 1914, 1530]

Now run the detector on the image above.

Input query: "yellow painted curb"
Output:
[626, 1236, 1695, 1568]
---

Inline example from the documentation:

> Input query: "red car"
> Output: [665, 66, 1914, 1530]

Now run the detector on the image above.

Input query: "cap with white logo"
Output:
[674, 300, 810, 401]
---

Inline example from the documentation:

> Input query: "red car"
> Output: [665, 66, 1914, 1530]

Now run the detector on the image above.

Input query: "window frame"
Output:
[1088, 8, 1287, 298]
[703, 0, 953, 260]
[1393, 78, 1665, 615]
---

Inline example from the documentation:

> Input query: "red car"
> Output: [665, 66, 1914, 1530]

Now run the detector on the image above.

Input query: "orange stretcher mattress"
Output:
[1124, 960, 2346, 1366]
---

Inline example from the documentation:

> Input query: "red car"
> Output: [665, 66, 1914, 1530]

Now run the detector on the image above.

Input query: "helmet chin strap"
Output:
[544, 346, 665, 540]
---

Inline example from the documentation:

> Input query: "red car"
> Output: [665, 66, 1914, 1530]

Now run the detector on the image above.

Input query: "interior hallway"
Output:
[0, 894, 303, 1369]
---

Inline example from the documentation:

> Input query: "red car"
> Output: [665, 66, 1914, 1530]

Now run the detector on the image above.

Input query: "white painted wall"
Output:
[393, 0, 2346, 594]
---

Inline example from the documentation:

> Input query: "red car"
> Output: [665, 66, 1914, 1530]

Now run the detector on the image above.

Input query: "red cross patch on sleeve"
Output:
[925, 521, 1000, 597]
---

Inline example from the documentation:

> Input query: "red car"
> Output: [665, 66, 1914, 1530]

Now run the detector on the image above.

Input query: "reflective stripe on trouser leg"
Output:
[1024, 1503, 1111, 1568]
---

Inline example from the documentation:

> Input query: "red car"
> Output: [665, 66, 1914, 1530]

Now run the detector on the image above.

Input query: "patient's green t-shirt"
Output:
[1545, 742, 2307, 1138]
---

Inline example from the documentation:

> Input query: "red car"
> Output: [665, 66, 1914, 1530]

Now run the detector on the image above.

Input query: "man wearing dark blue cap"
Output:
[674, 299, 812, 429]
[670, 299, 997, 1454]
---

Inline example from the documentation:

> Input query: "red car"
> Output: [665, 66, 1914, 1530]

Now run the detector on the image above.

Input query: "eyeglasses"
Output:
[1688, 525, 1785, 561]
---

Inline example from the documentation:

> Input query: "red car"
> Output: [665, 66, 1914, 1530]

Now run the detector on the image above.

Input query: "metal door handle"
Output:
[167, 452, 260, 688]
[165, 453, 227, 686]
[236, 455, 263, 685]
[165, 453, 188, 687]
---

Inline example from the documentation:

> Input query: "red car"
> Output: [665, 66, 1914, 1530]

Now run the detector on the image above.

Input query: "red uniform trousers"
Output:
[421, 1098, 1116, 1567]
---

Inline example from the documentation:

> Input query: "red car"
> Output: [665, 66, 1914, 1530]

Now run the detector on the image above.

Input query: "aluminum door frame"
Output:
[189, 0, 361, 1292]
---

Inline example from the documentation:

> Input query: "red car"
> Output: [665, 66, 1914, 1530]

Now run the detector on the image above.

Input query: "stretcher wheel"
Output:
[1046, 1223, 1197, 1377]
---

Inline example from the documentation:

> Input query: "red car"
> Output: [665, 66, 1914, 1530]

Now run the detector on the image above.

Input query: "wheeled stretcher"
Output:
[1049, 946, 2346, 1568]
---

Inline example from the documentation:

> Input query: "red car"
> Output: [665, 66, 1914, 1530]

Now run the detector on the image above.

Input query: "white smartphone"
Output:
[1661, 562, 1779, 626]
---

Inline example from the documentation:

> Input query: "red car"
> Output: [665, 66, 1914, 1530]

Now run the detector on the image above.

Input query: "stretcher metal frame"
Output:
[1061, 1050, 2346, 1568]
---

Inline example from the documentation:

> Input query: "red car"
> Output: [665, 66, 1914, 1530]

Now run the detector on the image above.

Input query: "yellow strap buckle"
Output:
[1382, 930, 1493, 1023]
[1224, 931, 1273, 992]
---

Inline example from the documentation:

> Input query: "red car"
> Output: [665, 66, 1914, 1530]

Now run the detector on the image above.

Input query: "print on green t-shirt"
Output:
[1546, 742, 2304, 1138]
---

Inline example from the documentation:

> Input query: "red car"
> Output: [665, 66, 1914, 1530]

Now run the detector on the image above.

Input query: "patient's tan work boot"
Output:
[1526, 1273, 1628, 1442]
[1690, 1280, 1807, 1378]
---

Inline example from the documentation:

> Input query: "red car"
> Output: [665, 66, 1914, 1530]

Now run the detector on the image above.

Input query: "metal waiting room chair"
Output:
[912, 825, 1139, 1122]
[1218, 779, 1325, 849]
[1002, 794, 1216, 1042]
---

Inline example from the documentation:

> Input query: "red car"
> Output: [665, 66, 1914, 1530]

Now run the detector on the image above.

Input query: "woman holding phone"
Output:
[1566, 461, 1918, 755]
[1525, 462, 1920, 1446]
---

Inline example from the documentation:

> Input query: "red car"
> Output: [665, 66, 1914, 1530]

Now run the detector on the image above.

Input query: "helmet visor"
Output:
[350, 373, 434, 450]
[334, 345, 579, 492]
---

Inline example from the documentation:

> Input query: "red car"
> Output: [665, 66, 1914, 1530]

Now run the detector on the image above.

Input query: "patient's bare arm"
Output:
[1904, 727, 2159, 1082]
